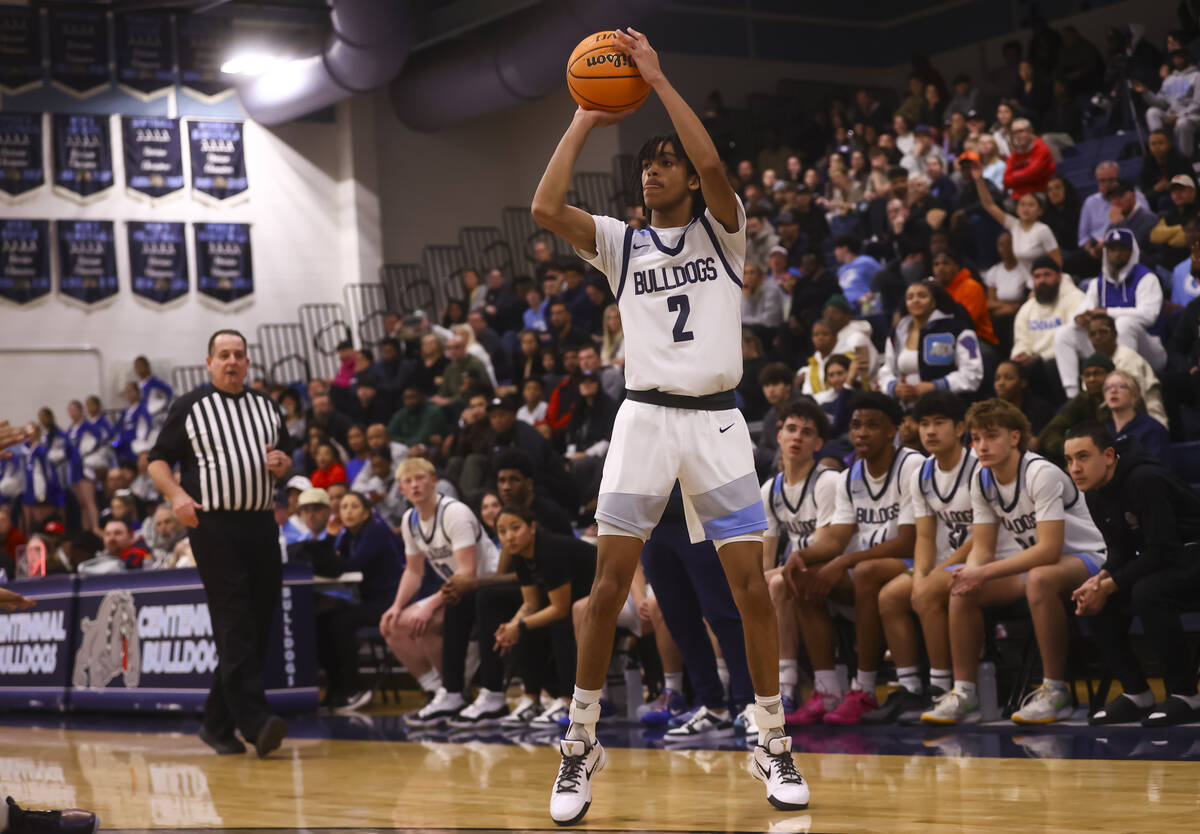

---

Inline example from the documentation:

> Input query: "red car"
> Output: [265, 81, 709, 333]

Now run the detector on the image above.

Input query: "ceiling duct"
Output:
[390, 0, 657, 132]
[236, 0, 412, 125]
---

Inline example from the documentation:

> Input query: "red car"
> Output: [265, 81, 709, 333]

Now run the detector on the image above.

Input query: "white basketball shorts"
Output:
[595, 398, 767, 544]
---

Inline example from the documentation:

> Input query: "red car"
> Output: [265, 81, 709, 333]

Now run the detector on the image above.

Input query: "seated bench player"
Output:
[921, 398, 1107, 725]
[1064, 422, 1200, 727]
[781, 392, 925, 725]
[379, 457, 503, 728]
[865, 391, 980, 723]
[760, 400, 841, 724]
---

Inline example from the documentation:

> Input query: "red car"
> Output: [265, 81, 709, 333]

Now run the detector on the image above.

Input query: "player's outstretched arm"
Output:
[532, 108, 630, 256]
[615, 28, 737, 232]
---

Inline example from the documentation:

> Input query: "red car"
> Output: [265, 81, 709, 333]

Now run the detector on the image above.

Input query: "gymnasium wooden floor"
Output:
[3, 702, 1200, 834]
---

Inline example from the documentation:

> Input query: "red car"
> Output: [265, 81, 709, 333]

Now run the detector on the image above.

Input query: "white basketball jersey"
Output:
[833, 448, 925, 552]
[971, 452, 1107, 563]
[911, 448, 980, 557]
[762, 465, 840, 562]
[582, 201, 746, 397]
[400, 496, 500, 581]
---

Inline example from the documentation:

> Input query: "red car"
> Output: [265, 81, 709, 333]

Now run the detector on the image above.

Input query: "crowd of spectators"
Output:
[2, 18, 1199, 726]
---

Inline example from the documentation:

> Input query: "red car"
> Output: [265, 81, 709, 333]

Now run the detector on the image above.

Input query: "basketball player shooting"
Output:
[531, 27, 809, 826]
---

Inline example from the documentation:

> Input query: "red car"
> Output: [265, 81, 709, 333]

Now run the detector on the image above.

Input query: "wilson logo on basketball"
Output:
[584, 52, 635, 69]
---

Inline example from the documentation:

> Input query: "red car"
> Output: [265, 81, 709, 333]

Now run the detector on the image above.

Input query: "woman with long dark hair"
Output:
[1041, 175, 1082, 253]
[877, 280, 984, 405]
[484, 505, 598, 727]
[318, 491, 404, 711]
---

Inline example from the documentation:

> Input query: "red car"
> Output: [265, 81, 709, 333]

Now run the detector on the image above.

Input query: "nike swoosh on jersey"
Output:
[632, 242, 649, 251]
[719, 423, 734, 433]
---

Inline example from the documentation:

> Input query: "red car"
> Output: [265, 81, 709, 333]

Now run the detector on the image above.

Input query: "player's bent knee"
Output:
[767, 571, 788, 599]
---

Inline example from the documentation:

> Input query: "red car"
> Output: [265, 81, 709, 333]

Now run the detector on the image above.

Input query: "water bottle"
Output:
[978, 661, 1000, 722]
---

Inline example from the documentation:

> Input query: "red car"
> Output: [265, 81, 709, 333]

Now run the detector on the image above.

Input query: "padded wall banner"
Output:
[122, 116, 184, 201]
[195, 222, 253, 305]
[57, 220, 118, 307]
[0, 5, 44, 95]
[116, 13, 176, 100]
[188, 120, 247, 203]
[53, 113, 114, 202]
[0, 113, 46, 200]
[0, 219, 51, 306]
[0, 576, 77, 709]
[177, 16, 232, 102]
[128, 221, 188, 305]
[49, 7, 111, 98]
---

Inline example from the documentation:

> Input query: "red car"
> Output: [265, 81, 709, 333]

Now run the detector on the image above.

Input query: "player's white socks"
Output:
[716, 658, 730, 694]
[417, 669, 442, 694]
[779, 660, 798, 701]
[896, 666, 922, 695]
[664, 672, 684, 692]
[930, 668, 953, 693]
[566, 686, 603, 745]
[954, 680, 978, 698]
[1043, 678, 1069, 693]
[754, 693, 785, 746]
[1123, 690, 1155, 708]
[813, 669, 843, 698]
[855, 670, 877, 694]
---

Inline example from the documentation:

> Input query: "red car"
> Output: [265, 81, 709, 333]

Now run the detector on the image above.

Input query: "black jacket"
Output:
[1084, 438, 1200, 590]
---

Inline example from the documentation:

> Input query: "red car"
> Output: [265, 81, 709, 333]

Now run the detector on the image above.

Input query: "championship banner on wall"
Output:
[122, 116, 184, 201]
[53, 113, 114, 202]
[49, 7, 111, 98]
[0, 113, 46, 201]
[70, 567, 317, 713]
[0, 5, 44, 95]
[188, 120, 248, 203]
[57, 220, 118, 307]
[0, 575, 77, 709]
[0, 219, 51, 306]
[116, 12, 176, 100]
[128, 221, 188, 305]
[178, 16, 232, 103]
[195, 222, 253, 305]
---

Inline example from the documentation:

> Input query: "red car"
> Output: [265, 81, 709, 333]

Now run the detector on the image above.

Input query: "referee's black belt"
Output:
[625, 388, 737, 411]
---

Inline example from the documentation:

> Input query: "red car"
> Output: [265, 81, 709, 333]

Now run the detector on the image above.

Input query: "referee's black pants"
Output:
[190, 511, 281, 741]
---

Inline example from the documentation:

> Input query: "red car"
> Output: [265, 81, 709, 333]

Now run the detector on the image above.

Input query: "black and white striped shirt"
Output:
[150, 384, 292, 512]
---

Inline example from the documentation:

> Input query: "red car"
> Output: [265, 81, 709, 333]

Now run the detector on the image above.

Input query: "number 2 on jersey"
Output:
[667, 294, 694, 343]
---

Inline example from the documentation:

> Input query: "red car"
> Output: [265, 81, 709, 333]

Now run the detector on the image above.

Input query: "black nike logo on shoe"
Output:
[719, 424, 734, 433]
[756, 761, 771, 779]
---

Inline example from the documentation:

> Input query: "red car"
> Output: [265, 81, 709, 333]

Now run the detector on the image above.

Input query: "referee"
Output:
[149, 329, 294, 757]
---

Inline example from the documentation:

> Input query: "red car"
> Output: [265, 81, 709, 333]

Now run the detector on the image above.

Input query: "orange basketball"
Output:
[566, 31, 650, 112]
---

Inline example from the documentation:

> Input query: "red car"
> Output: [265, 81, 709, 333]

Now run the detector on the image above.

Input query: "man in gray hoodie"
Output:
[1136, 48, 1200, 156]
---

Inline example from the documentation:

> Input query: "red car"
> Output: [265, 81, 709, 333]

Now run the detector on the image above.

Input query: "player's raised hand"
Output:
[614, 27, 663, 86]
[573, 106, 632, 128]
